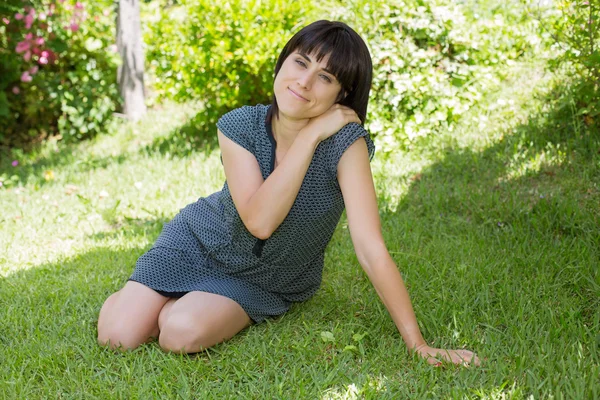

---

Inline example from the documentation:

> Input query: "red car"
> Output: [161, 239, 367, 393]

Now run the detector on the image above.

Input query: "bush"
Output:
[144, 0, 317, 134]
[327, 0, 542, 152]
[533, 0, 599, 127]
[0, 0, 119, 147]
[144, 0, 542, 154]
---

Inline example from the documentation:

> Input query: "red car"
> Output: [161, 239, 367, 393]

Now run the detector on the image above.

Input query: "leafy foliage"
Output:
[327, 0, 542, 152]
[532, 0, 599, 127]
[144, 0, 542, 154]
[144, 0, 316, 134]
[0, 0, 119, 147]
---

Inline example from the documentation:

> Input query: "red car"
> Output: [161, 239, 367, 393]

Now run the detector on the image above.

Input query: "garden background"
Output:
[1, 0, 598, 398]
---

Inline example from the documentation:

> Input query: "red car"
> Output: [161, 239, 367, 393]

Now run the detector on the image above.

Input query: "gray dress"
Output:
[130, 104, 375, 322]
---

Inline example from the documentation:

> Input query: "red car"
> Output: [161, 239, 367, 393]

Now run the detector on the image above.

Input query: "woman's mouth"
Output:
[287, 87, 309, 102]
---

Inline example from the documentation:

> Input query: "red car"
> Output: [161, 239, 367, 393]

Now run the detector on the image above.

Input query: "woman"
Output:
[98, 20, 480, 367]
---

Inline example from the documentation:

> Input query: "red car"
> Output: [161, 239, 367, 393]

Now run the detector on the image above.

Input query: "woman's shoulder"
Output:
[218, 104, 270, 132]
[321, 122, 376, 167]
[324, 123, 373, 149]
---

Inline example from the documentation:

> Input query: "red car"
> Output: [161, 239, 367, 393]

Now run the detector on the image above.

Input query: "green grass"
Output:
[1, 58, 598, 399]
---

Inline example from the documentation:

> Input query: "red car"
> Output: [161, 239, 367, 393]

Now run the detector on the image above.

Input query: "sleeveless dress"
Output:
[130, 104, 375, 323]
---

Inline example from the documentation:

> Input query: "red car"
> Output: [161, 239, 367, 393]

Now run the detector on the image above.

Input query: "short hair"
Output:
[266, 20, 373, 125]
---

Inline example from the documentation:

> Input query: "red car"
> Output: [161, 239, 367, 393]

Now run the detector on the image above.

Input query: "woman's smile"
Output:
[287, 87, 309, 102]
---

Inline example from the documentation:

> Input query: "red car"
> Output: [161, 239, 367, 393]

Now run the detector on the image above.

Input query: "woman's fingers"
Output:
[421, 348, 481, 367]
[422, 352, 442, 365]
[340, 109, 360, 123]
[440, 349, 481, 367]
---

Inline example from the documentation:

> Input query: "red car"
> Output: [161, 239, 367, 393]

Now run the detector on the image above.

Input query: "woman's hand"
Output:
[300, 104, 361, 143]
[415, 344, 481, 367]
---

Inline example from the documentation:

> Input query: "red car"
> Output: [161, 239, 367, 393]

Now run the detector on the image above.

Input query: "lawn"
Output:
[1, 57, 598, 398]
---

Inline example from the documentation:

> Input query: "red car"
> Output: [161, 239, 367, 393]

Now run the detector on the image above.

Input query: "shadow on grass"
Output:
[138, 105, 226, 159]
[0, 134, 136, 192]
[0, 103, 225, 190]
[387, 77, 599, 242]
[0, 214, 167, 355]
[375, 74, 599, 356]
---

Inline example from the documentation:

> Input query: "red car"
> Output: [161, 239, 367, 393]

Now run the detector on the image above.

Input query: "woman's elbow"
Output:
[252, 227, 272, 240]
[244, 217, 272, 240]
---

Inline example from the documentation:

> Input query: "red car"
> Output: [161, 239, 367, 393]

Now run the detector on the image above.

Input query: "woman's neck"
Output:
[271, 112, 310, 149]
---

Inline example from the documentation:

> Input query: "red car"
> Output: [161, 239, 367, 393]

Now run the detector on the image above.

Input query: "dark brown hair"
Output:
[266, 20, 373, 125]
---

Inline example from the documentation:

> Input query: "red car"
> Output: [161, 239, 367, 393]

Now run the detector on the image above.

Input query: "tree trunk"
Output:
[117, 0, 146, 121]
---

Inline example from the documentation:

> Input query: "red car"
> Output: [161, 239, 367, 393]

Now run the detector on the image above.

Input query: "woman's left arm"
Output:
[337, 138, 480, 367]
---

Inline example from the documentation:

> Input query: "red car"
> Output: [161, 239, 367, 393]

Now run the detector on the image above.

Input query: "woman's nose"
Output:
[297, 71, 313, 90]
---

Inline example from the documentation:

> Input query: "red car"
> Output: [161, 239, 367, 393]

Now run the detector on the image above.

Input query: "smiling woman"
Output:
[268, 20, 372, 126]
[97, 20, 479, 367]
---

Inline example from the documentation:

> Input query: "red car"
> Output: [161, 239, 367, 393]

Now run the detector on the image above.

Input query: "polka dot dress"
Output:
[130, 104, 375, 323]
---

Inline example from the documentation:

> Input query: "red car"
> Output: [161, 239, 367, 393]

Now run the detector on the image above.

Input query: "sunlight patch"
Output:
[371, 158, 429, 213]
[471, 382, 529, 399]
[500, 141, 567, 182]
[321, 375, 388, 399]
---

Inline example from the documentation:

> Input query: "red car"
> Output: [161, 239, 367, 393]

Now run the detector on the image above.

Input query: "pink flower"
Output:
[75, 2, 84, 10]
[103, 9, 110, 16]
[35, 37, 44, 46]
[12, 160, 19, 167]
[25, 32, 32, 40]
[24, 12, 35, 29]
[15, 40, 30, 53]
[38, 49, 56, 64]
[21, 71, 32, 82]
[70, 22, 79, 32]
[15, 13, 23, 20]
[24, 51, 31, 61]
[2, 17, 9, 24]
[29, 66, 38, 75]
[12, 86, 20, 95]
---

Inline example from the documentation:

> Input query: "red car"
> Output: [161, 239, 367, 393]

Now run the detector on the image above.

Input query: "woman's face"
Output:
[273, 50, 343, 120]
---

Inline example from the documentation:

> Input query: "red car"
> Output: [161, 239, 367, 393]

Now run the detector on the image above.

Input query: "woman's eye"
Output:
[320, 75, 332, 83]
[295, 59, 307, 68]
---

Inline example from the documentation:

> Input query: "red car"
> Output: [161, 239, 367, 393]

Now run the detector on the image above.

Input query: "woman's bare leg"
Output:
[97, 281, 170, 350]
[158, 292, 252, 354]
[158, 298, 177, 331]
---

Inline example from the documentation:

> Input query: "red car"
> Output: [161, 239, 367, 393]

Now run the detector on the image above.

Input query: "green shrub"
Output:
[145, 0, 541, 154]
[144, 0, 317, 133]
[328, 0, 541, 152]
[0, 0, 119, 147]
[534, 0, 599, 127]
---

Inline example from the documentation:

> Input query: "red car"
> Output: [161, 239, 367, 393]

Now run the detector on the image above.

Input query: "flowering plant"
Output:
[0, 0, 119, 147]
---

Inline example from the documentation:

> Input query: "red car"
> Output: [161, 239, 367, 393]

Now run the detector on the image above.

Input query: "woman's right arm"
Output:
[219, 128, 318, 239]
[219, 104, 359, 239]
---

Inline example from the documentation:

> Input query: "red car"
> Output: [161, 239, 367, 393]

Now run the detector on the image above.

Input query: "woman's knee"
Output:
[98, 324, 146, 351]
[158, 313, 212, 353]
[97, 292, 149, 350]
[96, 282, 167, 350]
